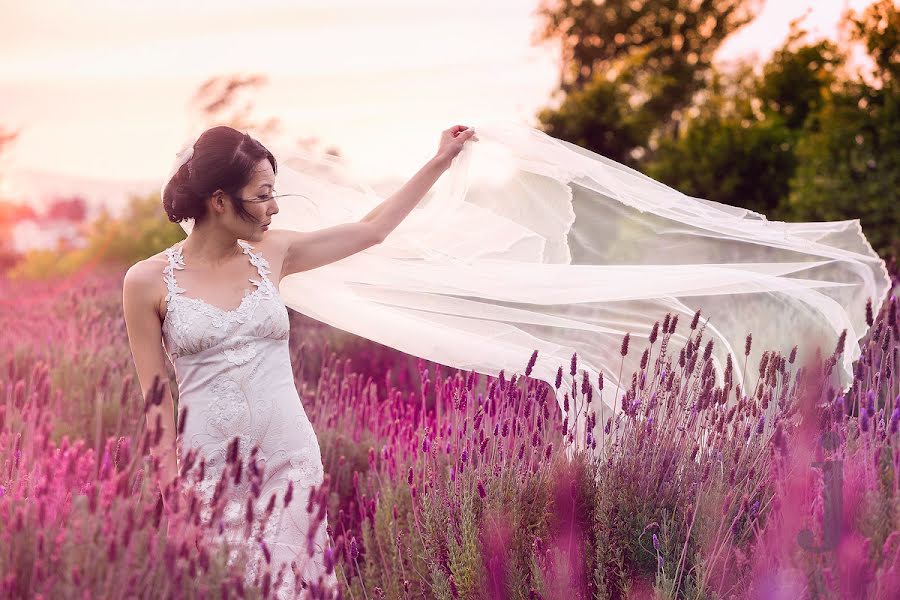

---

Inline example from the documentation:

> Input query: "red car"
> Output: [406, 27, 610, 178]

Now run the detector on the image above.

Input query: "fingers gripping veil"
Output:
[167, 119, 891, 459]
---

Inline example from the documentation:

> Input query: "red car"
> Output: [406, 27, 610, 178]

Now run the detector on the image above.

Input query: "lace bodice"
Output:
[162, 239, 290, 361]
[159, 239, 336, 596]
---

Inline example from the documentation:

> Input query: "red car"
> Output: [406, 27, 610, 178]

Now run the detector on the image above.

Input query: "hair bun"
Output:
[163, 171, 200, 223]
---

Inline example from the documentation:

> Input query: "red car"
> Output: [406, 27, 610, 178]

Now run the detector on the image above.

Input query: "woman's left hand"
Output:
[434, 125, 478, 167]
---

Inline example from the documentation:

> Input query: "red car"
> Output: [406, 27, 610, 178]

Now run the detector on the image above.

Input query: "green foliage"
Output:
[10, 192, 185, 280]
[647, 111, 796, 217]
[784, 80, 900, 257]
[448, 481, 486, 597]
[535, 0, 763, 162]
[538, 0, 899, 261]
[87, 192, 186, 268]
[756, 34, 843, 129]
[537, 75, 647, 167]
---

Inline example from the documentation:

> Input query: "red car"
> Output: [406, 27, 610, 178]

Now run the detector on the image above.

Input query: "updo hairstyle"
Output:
[162, 126, 277, 224]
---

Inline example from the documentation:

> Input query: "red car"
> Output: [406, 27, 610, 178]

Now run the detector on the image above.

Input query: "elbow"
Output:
[366, 222, 387, 245]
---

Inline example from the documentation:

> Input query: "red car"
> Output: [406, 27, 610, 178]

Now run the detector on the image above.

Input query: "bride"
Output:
[121, 123, 478, 596]
[123, 117, 889, 595]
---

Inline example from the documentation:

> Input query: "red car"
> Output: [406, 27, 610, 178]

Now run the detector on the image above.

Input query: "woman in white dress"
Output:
[121, 124, 478, 596]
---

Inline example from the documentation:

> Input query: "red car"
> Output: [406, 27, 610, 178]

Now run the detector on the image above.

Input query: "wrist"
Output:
[429, 153, 452, 172]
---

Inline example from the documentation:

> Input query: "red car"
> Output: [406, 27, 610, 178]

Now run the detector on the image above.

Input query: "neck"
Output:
[179, 222, 244, 268]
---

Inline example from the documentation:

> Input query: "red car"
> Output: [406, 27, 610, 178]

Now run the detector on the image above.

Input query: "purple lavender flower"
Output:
[834, 329, 847, 356]
[324, 547, 335, 574]
[526, 350, 538, 377]
[691, 309, 701, 330]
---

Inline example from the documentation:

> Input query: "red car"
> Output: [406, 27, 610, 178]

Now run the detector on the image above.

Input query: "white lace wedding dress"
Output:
[161, 238, 338, 597]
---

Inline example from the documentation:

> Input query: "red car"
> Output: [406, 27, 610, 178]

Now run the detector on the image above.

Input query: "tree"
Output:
[644, 19, 843, 217]
[189, 73, 343, 165]
[533, 0, 763, 164]
[784, 0, 900, 258]
[191, 74, 282, 141]
[755, 23, 843, 130]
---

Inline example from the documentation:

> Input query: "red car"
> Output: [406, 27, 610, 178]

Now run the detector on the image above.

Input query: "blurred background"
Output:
[0, 0, 896, 278]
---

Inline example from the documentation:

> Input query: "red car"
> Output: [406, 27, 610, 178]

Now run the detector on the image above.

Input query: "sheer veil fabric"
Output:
[174, 118, 891, 458]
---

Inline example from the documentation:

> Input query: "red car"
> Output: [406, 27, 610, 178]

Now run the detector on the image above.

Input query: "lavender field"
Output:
[1, 261, 898, 599]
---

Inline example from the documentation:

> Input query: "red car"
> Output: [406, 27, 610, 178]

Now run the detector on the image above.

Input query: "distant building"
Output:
[11, 218, 86, 253]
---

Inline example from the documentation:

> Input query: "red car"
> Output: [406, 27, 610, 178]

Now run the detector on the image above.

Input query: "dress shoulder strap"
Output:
[163, 244, 186, 303]
[237, 240, 273, 285]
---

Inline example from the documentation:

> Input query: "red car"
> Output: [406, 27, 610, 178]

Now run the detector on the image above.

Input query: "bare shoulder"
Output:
[250, 230, 293, 285]
[253, 229, 292, 257]
[123, 249, 172, 321]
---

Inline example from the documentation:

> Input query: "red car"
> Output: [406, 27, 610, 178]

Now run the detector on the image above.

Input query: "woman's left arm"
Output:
[271, 156, 446, 279]
[275, 125, 475, 278]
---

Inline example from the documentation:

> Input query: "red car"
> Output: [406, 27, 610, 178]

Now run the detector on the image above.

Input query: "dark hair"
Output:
[162, 126, 277, 224]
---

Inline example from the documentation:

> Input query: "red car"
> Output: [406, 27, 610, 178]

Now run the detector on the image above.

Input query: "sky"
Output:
[0, 0, 880, 210]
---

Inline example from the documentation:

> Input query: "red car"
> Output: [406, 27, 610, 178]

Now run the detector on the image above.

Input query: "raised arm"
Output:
[122, 263, 180, 513]
[276, 125, 476, 279]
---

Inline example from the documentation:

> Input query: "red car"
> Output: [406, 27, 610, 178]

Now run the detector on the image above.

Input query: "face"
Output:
[211, 158, 279, 241]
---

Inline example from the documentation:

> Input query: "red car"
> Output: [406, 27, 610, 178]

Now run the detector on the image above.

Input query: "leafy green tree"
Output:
[86, 191, 187, 268]
[783, 0, 900, 258]
[10, 191, 184, 279]
[533, 0, 762, 165]
[644, 22, 842, 217]
[645, 108, 796, 217]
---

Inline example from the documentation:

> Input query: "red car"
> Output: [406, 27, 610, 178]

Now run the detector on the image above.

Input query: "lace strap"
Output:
[163, 245, 186, 303]
[237, 240, 273, 288]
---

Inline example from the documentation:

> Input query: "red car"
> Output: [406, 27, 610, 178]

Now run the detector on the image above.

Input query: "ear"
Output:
[210, 189, 228, 214]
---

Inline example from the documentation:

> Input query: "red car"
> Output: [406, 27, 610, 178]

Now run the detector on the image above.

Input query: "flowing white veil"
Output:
[171, 118, 892, 458]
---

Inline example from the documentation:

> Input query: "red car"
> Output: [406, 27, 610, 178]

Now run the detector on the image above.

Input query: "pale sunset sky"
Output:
[0, 0, 878, 209]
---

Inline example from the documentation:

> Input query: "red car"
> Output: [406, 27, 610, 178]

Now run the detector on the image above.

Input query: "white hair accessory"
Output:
[159, 135, 199, 204]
